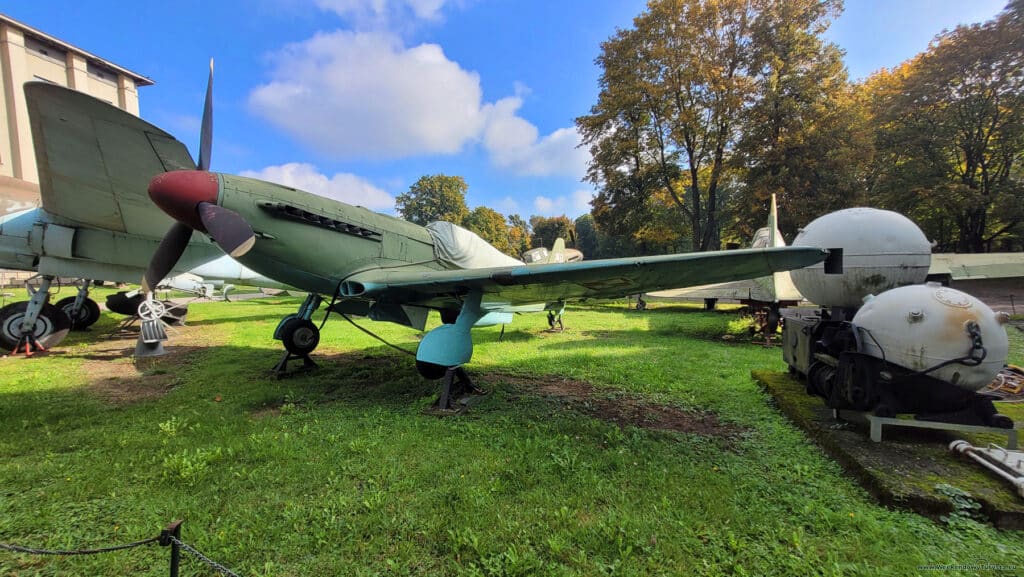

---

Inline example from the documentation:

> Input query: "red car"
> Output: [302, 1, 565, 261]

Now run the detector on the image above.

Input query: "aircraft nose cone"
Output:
[148, 170, 220, 230]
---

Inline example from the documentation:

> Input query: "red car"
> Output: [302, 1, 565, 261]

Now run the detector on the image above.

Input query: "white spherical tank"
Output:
[853, 283, 1009, 391]
[791, 208, 931, 307]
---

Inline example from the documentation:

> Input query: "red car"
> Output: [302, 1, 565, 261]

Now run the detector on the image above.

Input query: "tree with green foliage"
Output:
[395, 174, 470, 226]
[529, 215, 575, 251]
[733, 0, 873, 240]
[578, 0, 759, 252]
[464, 206, 516, 256]
[507, 214, 532, 257]
[869, 3, 1024, 252]
[573, 214, 599, 259]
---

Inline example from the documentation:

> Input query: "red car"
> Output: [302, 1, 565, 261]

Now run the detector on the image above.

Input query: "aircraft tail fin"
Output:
[547, 238, 567, 263]
[768, 193, 783, 248]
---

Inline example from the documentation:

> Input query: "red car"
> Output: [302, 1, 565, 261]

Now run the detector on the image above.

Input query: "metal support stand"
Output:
[547, 311, 564, 331]
[434, 367, 485, 411]
[272, 350, 318, 377]
[867, 414, 1018, 449]
[12, 275, 54, 356]
[832, 409, 1019, 449]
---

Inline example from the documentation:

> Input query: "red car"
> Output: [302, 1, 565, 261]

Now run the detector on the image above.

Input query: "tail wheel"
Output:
[55, 297, 101, 330]
[0, 302, 72, 351]
[280, 318, 320, 356]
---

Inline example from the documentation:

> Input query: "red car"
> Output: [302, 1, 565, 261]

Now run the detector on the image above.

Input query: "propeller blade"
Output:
[142, 222, 194, 293]
[197, 59, 214, 171]
[197, 202, 256, 257]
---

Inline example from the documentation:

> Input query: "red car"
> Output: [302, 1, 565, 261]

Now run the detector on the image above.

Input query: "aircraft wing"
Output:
[26, 82, 195, 238]
[649, 278, 769, 301]
[649, 271, 802, 303]
[343, 246, 826, 308]
[929, 253, 1024, 280]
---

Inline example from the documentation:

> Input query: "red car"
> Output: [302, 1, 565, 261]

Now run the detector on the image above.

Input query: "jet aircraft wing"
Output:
[342, 246, 826, 308]
[26, 82, 195, 238]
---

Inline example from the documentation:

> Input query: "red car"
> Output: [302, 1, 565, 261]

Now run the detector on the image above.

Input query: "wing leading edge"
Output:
[342, 246, 827, 307]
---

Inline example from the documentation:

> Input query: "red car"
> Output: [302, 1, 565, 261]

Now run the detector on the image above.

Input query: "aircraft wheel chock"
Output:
[0, 302, 72, 351]
[280, 318, 320, 356]
[55, 297, 101, 330]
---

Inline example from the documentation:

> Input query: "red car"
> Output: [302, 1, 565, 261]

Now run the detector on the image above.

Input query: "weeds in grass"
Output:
[0, 299, 1021, 575]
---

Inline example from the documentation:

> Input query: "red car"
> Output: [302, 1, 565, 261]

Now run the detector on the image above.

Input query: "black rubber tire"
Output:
[55, 296, 102, 330]
[106, 291, 145, 316]
[766, 307, 781, 334]
[280, 318, 320, 356]
[0, 301, 72, 351]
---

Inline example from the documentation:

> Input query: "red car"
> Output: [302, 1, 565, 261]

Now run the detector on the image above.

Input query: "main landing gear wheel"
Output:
[55, 296, 101, 330]
[280, 318, 320, 356]
[0, 302, 72, 351]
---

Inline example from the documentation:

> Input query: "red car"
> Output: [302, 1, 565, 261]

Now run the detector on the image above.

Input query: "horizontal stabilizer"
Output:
[26, 82, 195, 238]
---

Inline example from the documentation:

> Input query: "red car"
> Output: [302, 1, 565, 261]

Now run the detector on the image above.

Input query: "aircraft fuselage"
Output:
[215, 174, 444, 296]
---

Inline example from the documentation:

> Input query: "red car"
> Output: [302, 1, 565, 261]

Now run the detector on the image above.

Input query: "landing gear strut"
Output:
[273, 293, 323, 375]
[547, 310, 564, 331]
[55, 279, 101, 330]
[0, 275, 71, 354]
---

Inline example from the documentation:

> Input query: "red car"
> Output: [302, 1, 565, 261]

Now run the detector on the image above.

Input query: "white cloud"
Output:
[531, 189, 594, 218]
[497, 196, 521, 215]
[240, 162, 394, 210]
[533, 196, 555, 213]
[482, 96, 589, 178]
[572, 189, 594, 213]
[316, 0, 448, 24]
[250, 31, 485, 159]
[248, 30, 590, 177]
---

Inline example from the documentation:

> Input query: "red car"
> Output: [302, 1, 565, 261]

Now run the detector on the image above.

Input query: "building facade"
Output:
[0, 12, 152, 214]
[0, 13, 151, 285]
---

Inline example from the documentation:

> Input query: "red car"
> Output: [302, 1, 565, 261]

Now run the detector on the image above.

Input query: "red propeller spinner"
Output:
[148, 170, 219, 231]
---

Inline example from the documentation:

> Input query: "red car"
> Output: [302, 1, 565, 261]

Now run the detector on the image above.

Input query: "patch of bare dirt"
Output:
[249, 405, 282, 419]
[76, 325, 209, 405]
[489, 371, 744, 438]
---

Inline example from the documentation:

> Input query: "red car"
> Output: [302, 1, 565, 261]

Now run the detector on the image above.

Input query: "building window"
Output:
[25, 35, 67, 65]
[86, 61, 118, 85]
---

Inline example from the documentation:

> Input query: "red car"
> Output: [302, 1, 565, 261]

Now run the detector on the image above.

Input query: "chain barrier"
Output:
[1, 520, 246, 577]
[170, 536, 244, 577]
[0, 536, 159, 556]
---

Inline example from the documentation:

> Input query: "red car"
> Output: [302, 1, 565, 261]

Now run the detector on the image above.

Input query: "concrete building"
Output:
[0, 12, 152, 215]
[0, 13, 151, 286]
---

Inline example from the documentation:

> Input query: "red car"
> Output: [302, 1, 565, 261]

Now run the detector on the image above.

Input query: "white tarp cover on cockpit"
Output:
[426, 221, 524, 270]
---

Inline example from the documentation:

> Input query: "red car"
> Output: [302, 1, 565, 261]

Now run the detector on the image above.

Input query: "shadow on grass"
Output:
[0, 330, 745, 449]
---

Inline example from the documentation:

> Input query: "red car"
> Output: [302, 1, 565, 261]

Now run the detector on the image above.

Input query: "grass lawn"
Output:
[1, 297, 1022, 576]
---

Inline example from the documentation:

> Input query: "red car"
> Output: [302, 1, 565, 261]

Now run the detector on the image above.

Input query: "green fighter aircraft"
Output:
[129, 104, 830, 410]
[26, 65, 825, 407]
[0, 69, 294, 354]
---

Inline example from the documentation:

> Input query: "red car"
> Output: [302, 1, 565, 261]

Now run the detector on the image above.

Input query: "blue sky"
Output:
[5, 0, 1008, 218]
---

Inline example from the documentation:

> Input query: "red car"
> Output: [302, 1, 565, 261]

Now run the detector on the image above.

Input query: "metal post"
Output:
[159, 520, 183, 577]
